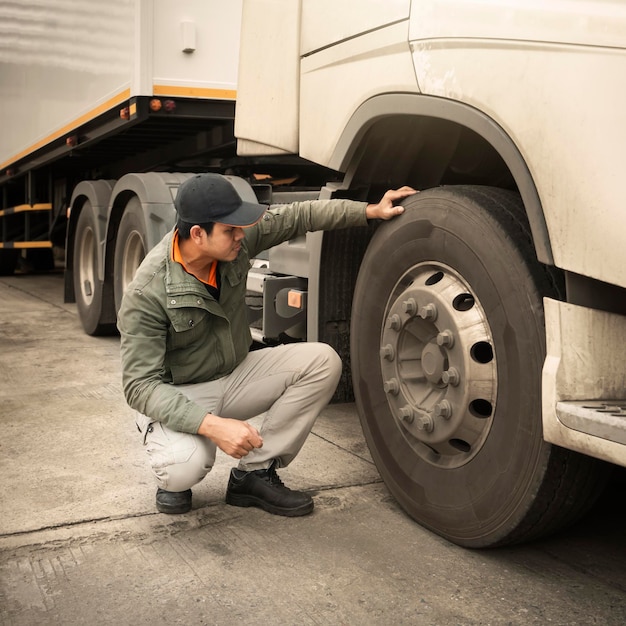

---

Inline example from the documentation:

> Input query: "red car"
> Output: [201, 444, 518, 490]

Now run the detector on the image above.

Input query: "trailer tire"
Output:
[351, 185, 608, 547]
[114, 197, 147, 313]
[73, 201, 116, 336]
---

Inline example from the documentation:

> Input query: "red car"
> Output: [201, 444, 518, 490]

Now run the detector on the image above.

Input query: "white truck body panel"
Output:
[410, 0, 626, 49]
[0, 0, 133, 170]
[543, 298, 626, 466]
[235, 0, 416, 159]
[0, 0, 241, 172]
[152, 0, 241, 98]
[299, 20, 418, 169]
[300, 0, 410, 54]
[235, 0, 301, 156]
[410, 0, 626, 289]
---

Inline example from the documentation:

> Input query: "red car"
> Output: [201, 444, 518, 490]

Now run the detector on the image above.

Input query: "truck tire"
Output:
[114, 196, 146, 312]
[351, 185, 608, 547]
[73, 201, 116, 336]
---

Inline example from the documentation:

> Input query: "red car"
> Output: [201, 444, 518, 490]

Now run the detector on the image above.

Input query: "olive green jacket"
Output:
[117, 198, 368, 434]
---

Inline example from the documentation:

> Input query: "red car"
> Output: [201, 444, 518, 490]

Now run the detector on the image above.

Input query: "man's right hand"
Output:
[197, 413, 263, 459]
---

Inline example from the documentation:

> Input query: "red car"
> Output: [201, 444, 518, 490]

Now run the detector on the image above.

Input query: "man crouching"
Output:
[118, 173, 416, 516]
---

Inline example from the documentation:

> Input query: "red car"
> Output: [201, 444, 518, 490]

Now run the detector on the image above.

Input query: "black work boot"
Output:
[225, 461, 314, 517]
[156, 488, 192, 514]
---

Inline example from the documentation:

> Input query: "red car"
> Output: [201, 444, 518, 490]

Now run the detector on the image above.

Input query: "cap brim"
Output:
[219, 200, 268, 227]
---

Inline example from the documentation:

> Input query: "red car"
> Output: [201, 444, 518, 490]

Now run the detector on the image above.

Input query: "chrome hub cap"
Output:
[380, 262, 497, 468]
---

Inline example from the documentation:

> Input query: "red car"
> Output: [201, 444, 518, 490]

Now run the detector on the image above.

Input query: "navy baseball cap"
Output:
[175, 173, 267, 227]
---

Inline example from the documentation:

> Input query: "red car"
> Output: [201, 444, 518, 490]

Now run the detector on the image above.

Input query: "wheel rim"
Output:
[379, 261, 497, 469]
[120, 230, 145, 294]
[77, 224, 96, 306]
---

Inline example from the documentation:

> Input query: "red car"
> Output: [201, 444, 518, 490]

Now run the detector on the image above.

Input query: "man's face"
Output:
[202, 223, 245, 262]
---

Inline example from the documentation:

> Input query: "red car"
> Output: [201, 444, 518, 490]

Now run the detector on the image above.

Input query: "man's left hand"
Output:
[366, 186, 418, 220]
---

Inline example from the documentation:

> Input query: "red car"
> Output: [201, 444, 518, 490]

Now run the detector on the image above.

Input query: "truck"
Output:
[2, 0, 625, 548]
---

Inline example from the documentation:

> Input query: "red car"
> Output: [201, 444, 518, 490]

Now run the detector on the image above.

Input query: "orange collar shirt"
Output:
[172, 230, 220, 298]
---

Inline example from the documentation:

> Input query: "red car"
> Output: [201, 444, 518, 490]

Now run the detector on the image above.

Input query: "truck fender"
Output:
[328, 93, 554, 266]
[106, 172, 188, 255]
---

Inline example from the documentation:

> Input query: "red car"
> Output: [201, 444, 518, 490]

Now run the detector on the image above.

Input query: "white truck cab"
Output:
[235, 0, 626, 547]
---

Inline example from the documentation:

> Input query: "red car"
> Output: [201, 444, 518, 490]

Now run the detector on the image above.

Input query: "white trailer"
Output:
[2, 0, 626, 548]
[0, 0, 244, 326]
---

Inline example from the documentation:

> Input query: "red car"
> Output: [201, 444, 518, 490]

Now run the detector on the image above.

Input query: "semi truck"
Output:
[2, 0, 625, 548]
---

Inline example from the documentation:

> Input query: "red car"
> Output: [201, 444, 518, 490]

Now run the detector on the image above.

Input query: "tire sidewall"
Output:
[114, 201, 146, 313]
[73, 204, 103, 335]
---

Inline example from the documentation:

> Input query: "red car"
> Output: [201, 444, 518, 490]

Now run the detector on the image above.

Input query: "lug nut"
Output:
[399, 406, 414, 424]
[436, 330, 454, 348]
[380, 344, 395, 361]
[416, 414, 434, 432]
[442, 367, 460, 386]
[386, 314, 402, 331]
[434, 400, 452, 419]
[419, 303, 438, 321]
[402, 298, 417, 317]
[383, 378, 399, 395]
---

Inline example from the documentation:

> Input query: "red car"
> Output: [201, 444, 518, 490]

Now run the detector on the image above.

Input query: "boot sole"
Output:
[156, 488, 192, 515]
[156, 501, 192, 515]
[225, 492, 314, 517]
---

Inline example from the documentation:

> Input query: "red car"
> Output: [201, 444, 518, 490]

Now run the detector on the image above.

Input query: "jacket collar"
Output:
[163, 230, 208, 297]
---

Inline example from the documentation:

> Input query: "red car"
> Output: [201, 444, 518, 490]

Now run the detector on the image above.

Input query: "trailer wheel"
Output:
[351, 186, 608, 547]
[114, 197, 146, 312]
[73, 201, 116, 335]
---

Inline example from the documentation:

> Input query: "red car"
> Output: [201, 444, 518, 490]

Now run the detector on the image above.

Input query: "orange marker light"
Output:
[287, 290, 303, 309]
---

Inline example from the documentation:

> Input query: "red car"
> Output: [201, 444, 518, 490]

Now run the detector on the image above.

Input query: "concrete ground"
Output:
[1, 271, 626, 625]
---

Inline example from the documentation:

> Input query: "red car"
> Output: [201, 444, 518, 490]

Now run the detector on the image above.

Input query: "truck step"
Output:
[556, 401, 626, 445]
[245, 267, 307, 342]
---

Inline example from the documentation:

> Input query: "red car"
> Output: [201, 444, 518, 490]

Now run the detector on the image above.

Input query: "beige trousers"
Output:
[135, 342, 342, 492]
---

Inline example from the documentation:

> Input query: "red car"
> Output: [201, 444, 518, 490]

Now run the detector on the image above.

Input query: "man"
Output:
[118, 173, 416, 517]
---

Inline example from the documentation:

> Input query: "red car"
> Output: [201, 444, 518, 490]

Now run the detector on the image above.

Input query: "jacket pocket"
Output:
[168, 307, 209, 335]
[145, 422, 198, 469]
[135, 412, 156, 445]
[167, 311, 226, 383]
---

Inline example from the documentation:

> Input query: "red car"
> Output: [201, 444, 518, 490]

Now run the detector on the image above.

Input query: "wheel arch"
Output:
[103, 172, 190, 286]
[106, 173, 187, 249]
[328, 93, 554, 265]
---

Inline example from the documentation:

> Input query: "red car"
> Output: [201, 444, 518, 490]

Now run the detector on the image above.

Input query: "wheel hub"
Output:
[77, 226, 95, 305]
[421, 342, 446, 384]
[379, 262, 497, 468]
[121, 230, 145, 294]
